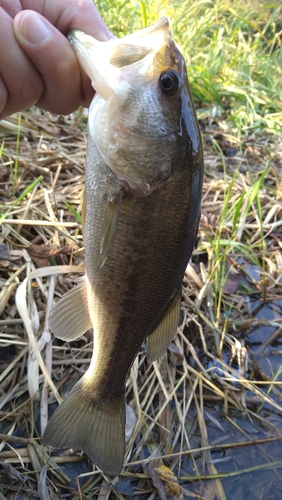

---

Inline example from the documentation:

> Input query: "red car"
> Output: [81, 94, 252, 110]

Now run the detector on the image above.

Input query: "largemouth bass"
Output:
[43, 17, 203, 476]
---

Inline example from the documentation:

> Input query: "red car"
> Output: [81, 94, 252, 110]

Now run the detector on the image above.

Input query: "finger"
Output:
[21, 0, 113, 41]
[14, 10, 93, 114]
[0, 1, 22, 18]
[0, 7, 43, 118]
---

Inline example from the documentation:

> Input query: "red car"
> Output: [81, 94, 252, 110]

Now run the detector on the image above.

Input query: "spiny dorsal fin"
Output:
[97, 190, 122, 272]
[146, 289, 182, 364]
[49, 279, 92, 341]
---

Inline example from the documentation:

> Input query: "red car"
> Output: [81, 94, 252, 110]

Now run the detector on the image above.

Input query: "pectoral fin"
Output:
[97, 190, 122, 272]
[49, 279, 91, 341]
[147, 289, 182, 364]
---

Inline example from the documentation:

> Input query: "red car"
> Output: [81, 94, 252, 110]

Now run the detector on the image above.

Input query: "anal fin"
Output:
[146, 289, 182, 364]
[49, 279, 92, 341]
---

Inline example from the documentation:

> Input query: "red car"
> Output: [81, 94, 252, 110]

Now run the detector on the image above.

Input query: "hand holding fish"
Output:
[0, 0, 112, 119]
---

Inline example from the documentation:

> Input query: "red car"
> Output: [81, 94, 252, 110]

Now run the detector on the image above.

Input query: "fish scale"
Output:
[43, 17, 204, 476]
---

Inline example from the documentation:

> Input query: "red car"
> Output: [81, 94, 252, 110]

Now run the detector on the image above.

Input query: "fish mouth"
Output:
[67, 17, 171, 100]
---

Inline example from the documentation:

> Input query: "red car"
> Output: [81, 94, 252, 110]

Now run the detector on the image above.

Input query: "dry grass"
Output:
[0, 104, 282, 500]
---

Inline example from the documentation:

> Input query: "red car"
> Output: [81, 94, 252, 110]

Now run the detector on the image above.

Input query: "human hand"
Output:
[0, 0, 112, 118]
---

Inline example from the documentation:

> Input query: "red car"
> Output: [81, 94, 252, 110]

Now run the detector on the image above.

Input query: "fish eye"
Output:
[159, 70, 181, 96]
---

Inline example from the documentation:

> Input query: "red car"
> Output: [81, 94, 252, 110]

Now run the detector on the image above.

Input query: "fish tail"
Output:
[43, 377, 125, 476]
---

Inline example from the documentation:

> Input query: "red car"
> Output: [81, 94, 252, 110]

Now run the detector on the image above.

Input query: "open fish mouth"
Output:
[67, 17, 172, 100]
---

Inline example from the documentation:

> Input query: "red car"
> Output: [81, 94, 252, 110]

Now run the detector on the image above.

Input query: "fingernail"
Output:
[19, 12, 50, 44]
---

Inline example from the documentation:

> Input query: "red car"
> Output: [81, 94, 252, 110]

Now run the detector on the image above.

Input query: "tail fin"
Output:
[43, 378, 125, 476]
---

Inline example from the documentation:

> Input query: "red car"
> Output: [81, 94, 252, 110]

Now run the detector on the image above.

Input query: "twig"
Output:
[40, 274, 57, 435]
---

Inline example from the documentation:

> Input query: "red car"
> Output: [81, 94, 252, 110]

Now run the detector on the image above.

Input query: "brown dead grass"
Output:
[0, 108, 282, 499]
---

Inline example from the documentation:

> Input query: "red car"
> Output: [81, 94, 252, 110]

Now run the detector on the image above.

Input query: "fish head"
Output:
[68, 18, 199, 196]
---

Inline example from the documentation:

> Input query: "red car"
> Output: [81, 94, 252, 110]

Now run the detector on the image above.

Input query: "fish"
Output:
[42, 17, 204, 476]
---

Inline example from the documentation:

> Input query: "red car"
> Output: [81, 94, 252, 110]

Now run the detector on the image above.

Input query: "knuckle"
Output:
[19, 74, 43, 107]
[0, 65, 43, 117]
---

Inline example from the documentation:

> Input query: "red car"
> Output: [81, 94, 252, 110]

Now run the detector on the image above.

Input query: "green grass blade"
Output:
[0, 175, 43, 224]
